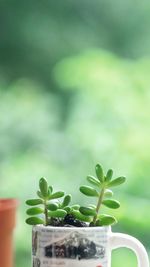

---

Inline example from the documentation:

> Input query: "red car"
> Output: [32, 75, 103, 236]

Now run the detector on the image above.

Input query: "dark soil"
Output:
[49, 214, 88, 227]
[64, 214, 87, 227]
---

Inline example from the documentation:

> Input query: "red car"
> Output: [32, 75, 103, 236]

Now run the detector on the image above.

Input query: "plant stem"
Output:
[44, 200, 48, 226]
[93, 187, 105, 224]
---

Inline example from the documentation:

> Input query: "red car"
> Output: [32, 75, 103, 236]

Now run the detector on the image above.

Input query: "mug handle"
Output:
[110, 233, 149, 267]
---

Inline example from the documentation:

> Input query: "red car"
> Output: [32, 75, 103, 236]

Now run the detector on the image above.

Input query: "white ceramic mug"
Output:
[32, 225, 149, 267]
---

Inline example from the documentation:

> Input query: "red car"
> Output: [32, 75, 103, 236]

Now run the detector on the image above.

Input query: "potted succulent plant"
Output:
[26, 163, 149, 267]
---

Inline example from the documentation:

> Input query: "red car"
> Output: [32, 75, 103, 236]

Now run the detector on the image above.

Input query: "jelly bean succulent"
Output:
[25, 163, 126, 227]
[79, 164, 126, 226]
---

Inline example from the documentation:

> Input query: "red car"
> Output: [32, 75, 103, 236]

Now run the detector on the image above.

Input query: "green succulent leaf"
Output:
[49, 191, 65, 200]
[47, 203, 58, 211]
[79, 206, 97, 216]
[39, 177, 48, 198]
[37, 190, 43, 199]
[26, 199, 43, 206]
[97, 214, 117, 226]
[71, 204, 80, 210]
[104, 189, 113, 197]
[26, 207, 44, 215]
[48, 209, 67, 218]
[48, 186, 53, 194]
[62, 194, 72, 207]
[80, 185, 99, 197]
[87, 175, 101, 187]
[26, 217, 44, 225]
[47, 188, 52, 198]
[88, 204, 97, 209]
[102, 199, 120, 209]
[95, 164, 104, 183]
[107, 177, 126, 188]
[63, 206, 71, 212]
[71, 210, 92, 222]
[105, 169, 113, 182]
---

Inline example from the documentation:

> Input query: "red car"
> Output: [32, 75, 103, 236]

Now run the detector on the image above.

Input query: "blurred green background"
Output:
[0, 0, 150, 266]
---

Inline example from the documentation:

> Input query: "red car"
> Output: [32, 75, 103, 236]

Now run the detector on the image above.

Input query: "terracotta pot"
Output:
[0, 198, 18, 267]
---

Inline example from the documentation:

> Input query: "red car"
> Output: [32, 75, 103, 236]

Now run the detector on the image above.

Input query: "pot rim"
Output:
[33, 224, 111, 232]
[0, 198, 19, 211]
